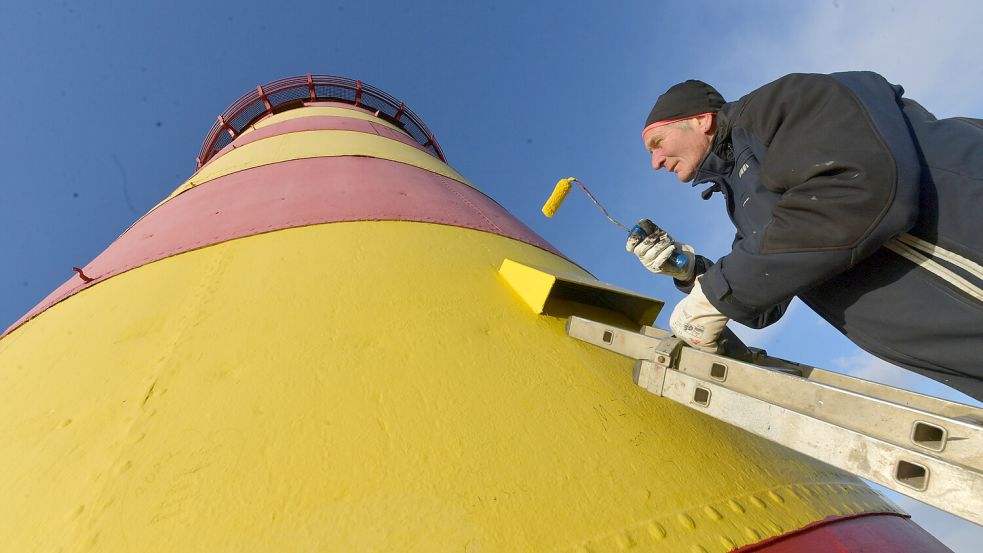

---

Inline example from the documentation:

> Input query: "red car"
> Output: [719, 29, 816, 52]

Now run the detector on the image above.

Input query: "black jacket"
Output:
[687, 72, 983, 399]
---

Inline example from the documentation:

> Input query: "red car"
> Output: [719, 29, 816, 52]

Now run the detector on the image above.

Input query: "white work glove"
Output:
[626, 219, 696, 281]
[669, 277, 729, 353]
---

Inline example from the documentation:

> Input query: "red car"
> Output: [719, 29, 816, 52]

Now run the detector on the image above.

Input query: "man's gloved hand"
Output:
[626, 219, 696, 281]
[669, 277, 729, 353]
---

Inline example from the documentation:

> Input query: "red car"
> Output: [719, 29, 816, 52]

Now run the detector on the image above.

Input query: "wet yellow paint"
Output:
[0, 221, 901, 553]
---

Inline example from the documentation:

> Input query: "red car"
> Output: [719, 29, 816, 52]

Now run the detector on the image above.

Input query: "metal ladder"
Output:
[565, 316, 983, 526]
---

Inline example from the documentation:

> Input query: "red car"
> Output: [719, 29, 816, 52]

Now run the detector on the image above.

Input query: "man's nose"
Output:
[651, 151, 667, 170]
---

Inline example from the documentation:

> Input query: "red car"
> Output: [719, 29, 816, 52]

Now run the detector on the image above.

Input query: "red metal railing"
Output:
[196, 74, 446, 169]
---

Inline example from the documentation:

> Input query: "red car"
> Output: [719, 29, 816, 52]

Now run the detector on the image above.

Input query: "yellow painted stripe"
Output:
[246, 106, 410, 135]
[0, 221, 894, 552]
[163, 130, 471, 204]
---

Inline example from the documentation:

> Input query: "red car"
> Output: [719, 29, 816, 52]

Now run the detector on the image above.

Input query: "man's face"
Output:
[642, 118, 713, 182]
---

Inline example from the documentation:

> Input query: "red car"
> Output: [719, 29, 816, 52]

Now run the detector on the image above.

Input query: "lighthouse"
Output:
[0, 75, 951, 552]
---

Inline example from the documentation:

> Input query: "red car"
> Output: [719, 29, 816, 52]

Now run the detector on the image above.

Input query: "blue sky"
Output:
[1, 0, 980, 549]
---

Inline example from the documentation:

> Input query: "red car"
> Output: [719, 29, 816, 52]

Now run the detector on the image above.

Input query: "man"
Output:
[628, 73, 983, 400]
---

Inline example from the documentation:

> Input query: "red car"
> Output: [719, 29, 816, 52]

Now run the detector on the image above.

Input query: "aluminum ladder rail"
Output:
[565, 316, 983, 526]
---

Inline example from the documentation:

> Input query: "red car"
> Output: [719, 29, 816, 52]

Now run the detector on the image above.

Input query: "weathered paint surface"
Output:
[0, 100, 938, 552]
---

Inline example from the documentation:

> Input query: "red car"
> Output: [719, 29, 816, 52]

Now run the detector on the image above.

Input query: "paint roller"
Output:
[541, 177, 687, 270]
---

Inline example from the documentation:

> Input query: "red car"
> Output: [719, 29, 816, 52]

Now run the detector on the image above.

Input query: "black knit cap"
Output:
[643, 80, 725, 132]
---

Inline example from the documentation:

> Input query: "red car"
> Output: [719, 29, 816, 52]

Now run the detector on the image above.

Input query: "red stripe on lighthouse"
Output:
[5, 156, 565, 336]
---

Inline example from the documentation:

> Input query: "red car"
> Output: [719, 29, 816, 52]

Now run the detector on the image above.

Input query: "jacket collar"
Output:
[692, 106, 735, 198]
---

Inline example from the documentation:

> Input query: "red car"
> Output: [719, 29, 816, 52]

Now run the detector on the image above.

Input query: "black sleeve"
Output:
[675, 252, 791, 329]
[700, 73, 921, 323]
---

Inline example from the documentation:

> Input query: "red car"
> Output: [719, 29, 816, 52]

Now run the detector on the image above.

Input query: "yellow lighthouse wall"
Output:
[0, 102, 902, 553]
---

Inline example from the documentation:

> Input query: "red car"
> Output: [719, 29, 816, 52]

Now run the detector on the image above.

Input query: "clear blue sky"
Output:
[1, 0, 980, 549]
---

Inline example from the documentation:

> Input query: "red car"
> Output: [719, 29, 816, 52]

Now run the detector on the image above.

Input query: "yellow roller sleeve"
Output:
[542, 177, 573, 217]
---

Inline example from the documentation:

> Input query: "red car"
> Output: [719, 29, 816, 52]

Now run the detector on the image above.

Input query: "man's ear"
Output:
[695, 113, 716, 134]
